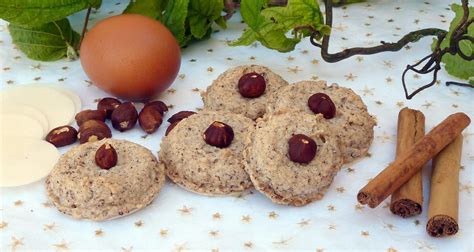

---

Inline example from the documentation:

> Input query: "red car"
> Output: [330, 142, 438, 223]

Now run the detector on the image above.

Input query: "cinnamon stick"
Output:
[426, 135, 463, 237]
[390, 108, 425, 218]
[357, 112, 470, 208]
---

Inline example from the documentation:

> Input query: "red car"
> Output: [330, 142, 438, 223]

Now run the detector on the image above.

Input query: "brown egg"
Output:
[80, 14, 181, 101]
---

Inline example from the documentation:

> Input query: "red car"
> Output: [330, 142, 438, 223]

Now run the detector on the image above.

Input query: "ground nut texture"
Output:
[270, 80, 376, 163]
[159, 110, 255, 196]
[244, 113, 344, 206]
[45, 139, 164, 221]
[201, 65, 288, 120]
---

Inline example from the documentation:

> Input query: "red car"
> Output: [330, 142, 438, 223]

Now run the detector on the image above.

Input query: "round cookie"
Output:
[201, 65, 288, 120]
[159, 110, 255, 196]
[244, 113, 343, 206]
[270, 80, 376, 162]
[46, 139, 164, 221]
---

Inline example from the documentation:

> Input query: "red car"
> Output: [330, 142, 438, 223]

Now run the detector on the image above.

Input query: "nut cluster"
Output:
[288, 134, 317, 164]
[203, 121, 234, 148]
[44, 97, 169, 148]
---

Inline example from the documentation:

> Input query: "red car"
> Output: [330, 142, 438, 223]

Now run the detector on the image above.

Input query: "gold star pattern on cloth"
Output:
[52, 240, 69, 251]
[0, 0, 472, 250]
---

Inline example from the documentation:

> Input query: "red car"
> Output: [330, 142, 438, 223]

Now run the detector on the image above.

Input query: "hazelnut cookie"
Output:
[270, 80, 376, 162]
[159, 110, 255, 196]
[201, 65, 288, 120]
[46, 139, 164, 221]
[244, 113, 343, 206]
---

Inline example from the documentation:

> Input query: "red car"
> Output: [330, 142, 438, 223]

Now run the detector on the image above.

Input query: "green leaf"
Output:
[160, 0, 190, 45]
[261, 0, 324, 28]
[215, 16, 227, 29]
[123, 0, 166, 19]
[231, 29, 257, 46]
[433, 4, 474, 84]
[188, 0, 224, 39]
[239, 0, 266, 29]
[232, 0, 329, 52]
[0, 0, 101, 27]
[9, 18, 79, 61]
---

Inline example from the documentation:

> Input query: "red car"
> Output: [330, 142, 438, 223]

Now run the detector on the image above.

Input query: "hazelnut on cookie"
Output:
[46, 139, 165, 221]
[270, 80, 376, 163]
[201, 65, 288, 120]
[244, 113, 343, 206]
[159, 110, 255, 196]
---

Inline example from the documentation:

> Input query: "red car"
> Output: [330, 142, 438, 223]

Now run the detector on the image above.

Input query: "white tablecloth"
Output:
[1, 0, 473, 251]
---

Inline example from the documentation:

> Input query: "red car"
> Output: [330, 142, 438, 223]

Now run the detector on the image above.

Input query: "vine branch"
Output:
[299, 0, 472, 99]
[311, 0, 447, 63]
[401, 0, 473, 99]
[77, 7, 92, 50]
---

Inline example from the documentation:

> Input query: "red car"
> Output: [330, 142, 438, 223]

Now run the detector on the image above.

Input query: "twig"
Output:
[311, 28, 446, 62]
[446, 81, 474, 88]
[401, 0, 473, 99]
[77, 7, 92, 50]
[310, 0, 447, 62]
[297, 0, 471, 99]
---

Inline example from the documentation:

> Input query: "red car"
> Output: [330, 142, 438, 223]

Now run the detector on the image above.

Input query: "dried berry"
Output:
[111, 102, 138, 132]
[203, 121, 234, 148]
[167, 111, 196, 124]
[45, 125, 78, 147]
[139, 106, 163, 134]
[95, 143, 117, 169]
[78, 120, 112, 144]
[144, 100, 168, 115]
[97, 97, 122, 119]
[75, 109, 107, 126]
[288, 134, 317, 164]
[307, 93, 336, 119]
[238, 72, 266, 98]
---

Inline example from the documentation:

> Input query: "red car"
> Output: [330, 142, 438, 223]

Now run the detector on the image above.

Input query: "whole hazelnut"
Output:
[75, 109, 107, 126]
[45, 125, 78, 147]
[97, 97, 121, 118]
[288, 134, 317, 164]
[307, 93, 336, 119]
[111, 102, 138, 132]
[203, 121, 234, 148]
[139, 106, 163, 134]
[78, 120, 112, 144]
[238, 72, 266, 98]
[144, 101, 168, 116]
[167, 111, 196, 124]
[95, 143, 117, 169]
